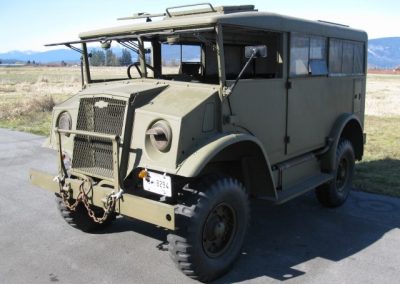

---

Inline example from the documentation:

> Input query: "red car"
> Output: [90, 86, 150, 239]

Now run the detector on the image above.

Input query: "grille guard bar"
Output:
[55, 128, 122, 191]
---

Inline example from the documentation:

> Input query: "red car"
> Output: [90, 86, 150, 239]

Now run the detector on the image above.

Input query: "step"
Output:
[275, 173, 334, 204]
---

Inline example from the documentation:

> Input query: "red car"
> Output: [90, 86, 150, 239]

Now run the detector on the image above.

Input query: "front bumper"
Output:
[29, 128, 175, 230]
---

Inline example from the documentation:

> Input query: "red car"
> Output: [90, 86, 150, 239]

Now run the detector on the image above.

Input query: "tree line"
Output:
[90, 48, 135, 66]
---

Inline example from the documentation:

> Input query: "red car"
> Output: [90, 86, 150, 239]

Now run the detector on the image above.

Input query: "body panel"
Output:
[225, 79, 287, 164]
[287, 76, 357, 156]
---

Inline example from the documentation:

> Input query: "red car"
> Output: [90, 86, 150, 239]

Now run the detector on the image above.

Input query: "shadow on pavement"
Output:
[94, 215, 168, 242]
[354, 158, 400, 197]
[216, 191, 400, 282]
[95, 190, 400, 282]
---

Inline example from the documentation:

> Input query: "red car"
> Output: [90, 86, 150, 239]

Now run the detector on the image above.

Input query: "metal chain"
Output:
[59, 182, 82, 211]
[58, 178, 116, 224]
[80, 185, 116, 224]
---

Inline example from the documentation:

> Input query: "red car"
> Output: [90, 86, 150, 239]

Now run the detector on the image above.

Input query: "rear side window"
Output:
[329, 39, 365, 75]
[290, 33, 327, 77]
[328, 39, 343, 74]
[342, 41, 354, 74]
[353, 43, 364, 74]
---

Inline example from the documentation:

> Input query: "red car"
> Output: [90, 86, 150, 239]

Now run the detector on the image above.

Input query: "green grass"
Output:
[354, 115, 400, 197]
[0, 111, 52, 136]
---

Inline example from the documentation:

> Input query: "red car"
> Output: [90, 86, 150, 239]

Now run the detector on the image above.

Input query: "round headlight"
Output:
[57, 112, 72, 133]
[146, 120, 172, 152]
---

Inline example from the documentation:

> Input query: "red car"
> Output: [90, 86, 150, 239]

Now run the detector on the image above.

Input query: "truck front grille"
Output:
[72, 97, 126, 179]
[76, 97, 126, 135]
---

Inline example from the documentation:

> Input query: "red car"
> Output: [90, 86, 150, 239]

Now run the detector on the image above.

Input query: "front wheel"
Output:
[168, 176, 249, 282]
[316, 139, 355, 207]
[55, 194, 115, 232]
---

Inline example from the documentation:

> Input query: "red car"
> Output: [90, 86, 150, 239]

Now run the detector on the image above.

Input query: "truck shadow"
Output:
[96, 190, 400, 282]
[95, 215, 169, 242]
[215, 191, 400, 283]
[354, 158, 400, 196]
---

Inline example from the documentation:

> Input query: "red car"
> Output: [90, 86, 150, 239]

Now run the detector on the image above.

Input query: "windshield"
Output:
[80, 29, 219, 84]
[86, 41, 137, 81]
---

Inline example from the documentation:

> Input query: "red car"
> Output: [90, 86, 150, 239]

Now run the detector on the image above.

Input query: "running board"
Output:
[275, 173, 333, 204]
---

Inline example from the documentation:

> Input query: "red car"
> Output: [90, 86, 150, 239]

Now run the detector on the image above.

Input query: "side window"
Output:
[329, 39, 365, 75]
[222, 28, 283, 80]
[309, 37, 328, 75]
[290, 34, 327, 77]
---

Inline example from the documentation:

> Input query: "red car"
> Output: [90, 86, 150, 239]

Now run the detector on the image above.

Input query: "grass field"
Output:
[0, 66, 399, 197]
[353, 74, 400, 197]
[0, 66, 81, 135]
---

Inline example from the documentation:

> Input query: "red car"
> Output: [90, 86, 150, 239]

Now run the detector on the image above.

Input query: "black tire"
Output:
[316, 139, 355, 207]
[168, 175, 250, 282]
[55, 194, 115, 232]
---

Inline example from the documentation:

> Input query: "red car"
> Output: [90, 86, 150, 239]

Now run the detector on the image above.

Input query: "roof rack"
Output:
[166, 3, 215, 17]
[317, 20, 349, 28]
[118, 3, 257, 21]
[166, 3, 256, 17]
[117, 12, 166, 21]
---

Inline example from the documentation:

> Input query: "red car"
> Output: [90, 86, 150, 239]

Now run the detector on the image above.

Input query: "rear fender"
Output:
[321, 113, 364, 171]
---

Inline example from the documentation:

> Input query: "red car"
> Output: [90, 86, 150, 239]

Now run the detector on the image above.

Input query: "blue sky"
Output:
[1, 0, 399, 52]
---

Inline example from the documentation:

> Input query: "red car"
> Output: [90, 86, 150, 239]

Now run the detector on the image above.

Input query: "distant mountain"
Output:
[2, 37, 398, 68]
[0, 49, 80, 63]
[368, 37, 400, 69]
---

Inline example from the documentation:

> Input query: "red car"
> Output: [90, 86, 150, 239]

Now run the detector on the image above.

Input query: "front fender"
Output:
[176, 133, 275, 187]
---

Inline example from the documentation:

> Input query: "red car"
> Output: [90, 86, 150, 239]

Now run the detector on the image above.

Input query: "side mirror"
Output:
[245, 45, 267, 58]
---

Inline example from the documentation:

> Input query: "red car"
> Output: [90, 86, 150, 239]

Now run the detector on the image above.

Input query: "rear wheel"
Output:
[316, 139, 355, 207]
[168, 175, 249, 282]
[55, 194, 115, 232]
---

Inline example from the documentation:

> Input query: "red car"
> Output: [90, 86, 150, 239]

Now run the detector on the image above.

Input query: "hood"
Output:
[137, 80, 219, 118]
[79, 79, 170, 98]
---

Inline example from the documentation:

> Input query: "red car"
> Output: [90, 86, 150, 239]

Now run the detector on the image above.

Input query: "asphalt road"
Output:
[0, 128, 399, 284]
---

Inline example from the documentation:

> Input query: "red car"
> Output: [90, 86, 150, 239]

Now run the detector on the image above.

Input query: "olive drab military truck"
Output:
[30, 3, 367, 282]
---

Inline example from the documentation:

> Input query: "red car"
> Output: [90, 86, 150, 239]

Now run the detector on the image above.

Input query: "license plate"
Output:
[143, 171, 172, 197]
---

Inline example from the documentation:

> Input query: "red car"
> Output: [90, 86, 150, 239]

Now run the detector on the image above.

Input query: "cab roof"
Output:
[79, 4, 367, 42]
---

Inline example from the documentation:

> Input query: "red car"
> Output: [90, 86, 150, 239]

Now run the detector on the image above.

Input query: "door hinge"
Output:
[284, 136, 290, 143]
[285, 81, 292, 89]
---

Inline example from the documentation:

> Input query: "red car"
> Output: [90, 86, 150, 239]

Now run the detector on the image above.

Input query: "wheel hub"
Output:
[202, 203, 237, 258]
[214, 221, 226, 238]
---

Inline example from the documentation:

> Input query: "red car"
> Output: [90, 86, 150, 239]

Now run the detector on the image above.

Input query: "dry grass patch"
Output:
[365, 74, 400, 117]
[0, 95, 61, 135]
[0, 66, 81, 135]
